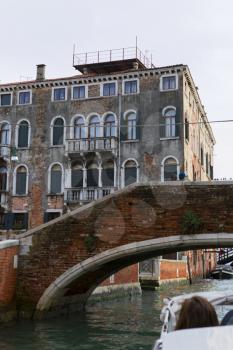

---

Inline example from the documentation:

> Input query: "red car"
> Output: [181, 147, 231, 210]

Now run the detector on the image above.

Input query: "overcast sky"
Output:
[1, 0, 232, 179]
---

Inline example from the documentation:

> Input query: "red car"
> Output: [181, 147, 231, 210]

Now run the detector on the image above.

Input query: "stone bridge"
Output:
[15, 181, 233, 318]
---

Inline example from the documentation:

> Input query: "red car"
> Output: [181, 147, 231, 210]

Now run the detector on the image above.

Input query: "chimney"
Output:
[36, 64, 46, 81]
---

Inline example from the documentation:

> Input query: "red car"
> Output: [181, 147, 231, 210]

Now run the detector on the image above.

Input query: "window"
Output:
[102, 161, 114, 187]
[126, 112, 137, 140]
[104, 114, 116, 137]
[124, 160, 137, 186]
[163, 108, 176, 138]
[162, 76, 176, 90]
[124, 80, 138, 94]
[18, 120, 29, 148]
[103, 83, 116, 96]
[71, 163, 83, 188]
[44, 211, 61, 223]
[185, 118, 189, 141]
[50, 164, 62, 194]
[87, 163, 98, 187]
[163, 157, 178, 181]
[52, 118, 64, 145]
[15, 166, 27, 195]
[0, 93, 12, 106]
[0, 123, 10, 156]
[18, 91, 31, 105]
[89, 116, 100, 138]
[0, 167, 7, 191]
[201, 147, 204, 166]
[206, 153, 209, 175]
[73, 86, 85, 99]
[53, 88, 66, 101]
[12, 213, 28, 230]
[74, 117, 85, 139]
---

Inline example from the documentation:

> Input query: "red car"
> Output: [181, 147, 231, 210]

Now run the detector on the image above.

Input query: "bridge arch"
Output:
[35, 232, 233, 318]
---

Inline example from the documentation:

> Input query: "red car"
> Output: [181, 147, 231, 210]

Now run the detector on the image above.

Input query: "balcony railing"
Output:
[0, 190, 8, 206]
[0, 145, 10, 158]
[67, 137, 118, 153]
[66, 187, 117, 203]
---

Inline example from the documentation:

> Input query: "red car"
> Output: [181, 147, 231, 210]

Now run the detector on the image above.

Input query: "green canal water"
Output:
[0, 279, 232, 350]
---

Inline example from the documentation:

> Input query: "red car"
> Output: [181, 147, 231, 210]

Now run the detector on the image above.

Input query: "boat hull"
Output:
[211, 268, 233, 279]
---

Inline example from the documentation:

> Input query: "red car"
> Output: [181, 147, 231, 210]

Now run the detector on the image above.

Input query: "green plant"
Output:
[84, 233, 97, 252]
[181, 211, 203, 235]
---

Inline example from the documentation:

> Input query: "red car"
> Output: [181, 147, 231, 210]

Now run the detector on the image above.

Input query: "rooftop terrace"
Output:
[73, 46, 155, 74]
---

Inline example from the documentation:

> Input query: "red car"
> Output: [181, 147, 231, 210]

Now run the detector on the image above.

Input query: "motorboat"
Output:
[153, 291, 233, 350]
[211, 263, 233, 279]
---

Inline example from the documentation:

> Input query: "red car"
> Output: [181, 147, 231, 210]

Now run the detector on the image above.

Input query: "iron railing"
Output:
[73, 47, 154, 69]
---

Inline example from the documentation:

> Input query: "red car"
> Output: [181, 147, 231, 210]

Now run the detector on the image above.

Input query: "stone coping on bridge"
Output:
[0, 240, 19, 249]
[16, 180, 233, 241]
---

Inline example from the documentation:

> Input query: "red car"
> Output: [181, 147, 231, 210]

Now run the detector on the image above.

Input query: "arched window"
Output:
[16, 166, 27, 195]
[0, 167, 7, 191]
[89, 116, 100, 138]
[164, 157, 178, 181]
[124, 160, 137, 186]
[74, 117, 85, 139]
[87, 163, 98, 187]
[102, 160, 114, 187]
[104, 114, 116, 137]
[18, 120, 29, 148]
[0, 123, 10, 145]
[50, 164, 62, 194]
[52, 118, 64, 145]
[71, 163, 83, 188]
[126, 112, 136, 140]
[163, 108, 176, 138]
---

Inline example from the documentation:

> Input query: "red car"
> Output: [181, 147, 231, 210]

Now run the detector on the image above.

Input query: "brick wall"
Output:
[101, 263, 138, 286]
[0, 241, 19, 304]
[160, 259, 187, 280]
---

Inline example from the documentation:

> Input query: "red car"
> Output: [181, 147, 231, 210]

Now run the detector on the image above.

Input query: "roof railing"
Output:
[73, 46, 155, 69]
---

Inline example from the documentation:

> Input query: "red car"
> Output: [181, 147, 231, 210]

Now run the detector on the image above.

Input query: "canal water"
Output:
[0, 279, 232, 350]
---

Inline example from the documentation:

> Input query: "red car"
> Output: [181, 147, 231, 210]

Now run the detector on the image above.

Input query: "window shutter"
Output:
[4, 213, 14, 230]
[18, 122, 29, 148]
[23, 213, 28, 229]
[136, 112, 140, 140]
[158, 108, 164, 138]
[175, 107, 180, 137]
[44, 212, 49, 223]
[120, 113, 127, 141]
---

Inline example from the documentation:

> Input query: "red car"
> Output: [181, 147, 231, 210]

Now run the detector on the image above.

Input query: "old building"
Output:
[0, 47, 215, 232]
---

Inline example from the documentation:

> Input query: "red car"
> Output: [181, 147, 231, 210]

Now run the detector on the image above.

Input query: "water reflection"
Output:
[0, 279, 232, 350]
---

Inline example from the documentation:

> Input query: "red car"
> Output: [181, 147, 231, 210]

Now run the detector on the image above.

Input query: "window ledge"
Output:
[47, 193, 64, 196]
[160, 88, 178, 92]
[160, 137, 179, 141]
[17, 147, 30, 150]
[49, 145, 65, 148]
[121, 139, 139, 143]
[12, 194, 28, 197]
[16, 103, 32, 106]
[51, 100, 67, 103]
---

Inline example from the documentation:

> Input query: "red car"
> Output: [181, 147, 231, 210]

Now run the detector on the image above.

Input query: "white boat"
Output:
[211, 264, 233, 279]
[153, 291, 233, 350]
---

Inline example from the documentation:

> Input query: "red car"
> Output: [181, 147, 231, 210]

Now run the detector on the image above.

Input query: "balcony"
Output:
[66, 187, 117, 203]
[67, 137, 118, 155]
[0, 190, 8, 208]
[0, 145, 11, 159]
